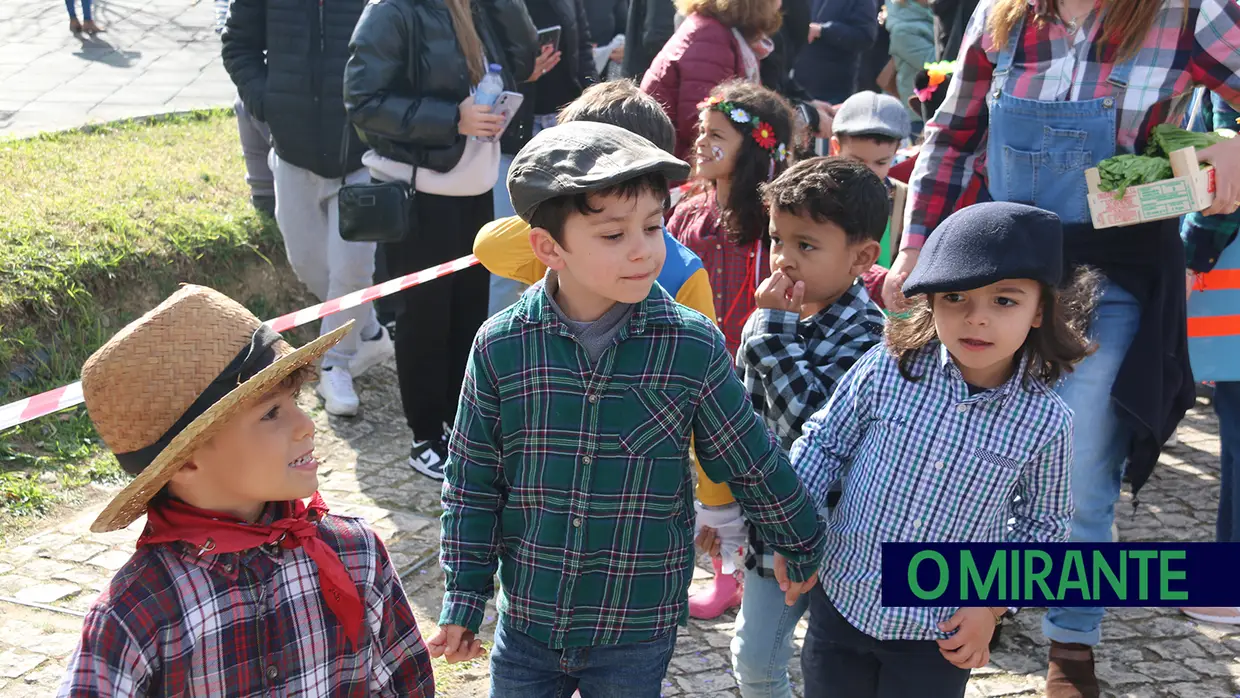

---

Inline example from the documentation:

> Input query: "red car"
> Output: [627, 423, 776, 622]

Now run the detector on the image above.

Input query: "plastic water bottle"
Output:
[473, 63, 504, 141]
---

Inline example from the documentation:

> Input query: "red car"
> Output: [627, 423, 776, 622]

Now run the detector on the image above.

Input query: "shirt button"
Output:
[222, 563, 234, 573]
[935, 461, 945, 471]
[715, 244, 722, 250]
[266, 666, 279, 680]
[1103, 97, 1114, 108]
[992, 89, 1000, 98]
[956, 404, 969, 413]
[588, 394, 598, 404]
[912, 519, 922, 529]
[573, 518, 582, 528]
[258, 599, 269, 613]
[583, 456, 592, 465]
[716, 268, 723, 273]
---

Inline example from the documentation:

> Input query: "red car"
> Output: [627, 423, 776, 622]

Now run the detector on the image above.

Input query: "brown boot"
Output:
[1045, 641, 1099, 698]
[82, 19, 103, 33]
[69, 17, 82, 33]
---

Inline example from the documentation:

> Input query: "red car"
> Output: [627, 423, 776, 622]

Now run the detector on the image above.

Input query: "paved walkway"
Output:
[0, 0, 233, 139]
[0, 361, 1236, 697]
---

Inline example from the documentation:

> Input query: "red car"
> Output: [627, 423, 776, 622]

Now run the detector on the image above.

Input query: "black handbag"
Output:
[337, 123, 415, 243]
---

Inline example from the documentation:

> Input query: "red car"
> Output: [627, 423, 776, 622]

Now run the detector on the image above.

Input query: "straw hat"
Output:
[82, 285, 351, 533]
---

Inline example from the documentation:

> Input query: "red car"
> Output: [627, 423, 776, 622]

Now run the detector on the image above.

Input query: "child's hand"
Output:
[427, 624, 486, 664]
[695, 525, 722, 558]
[935, 607, 1000, 669]
[755, 270, 805, 313]
[772, 552, 818, 606]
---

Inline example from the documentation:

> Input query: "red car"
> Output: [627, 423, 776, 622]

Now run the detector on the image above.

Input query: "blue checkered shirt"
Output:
[790, 343, 1074, 641]
[737, 282, 884, 577]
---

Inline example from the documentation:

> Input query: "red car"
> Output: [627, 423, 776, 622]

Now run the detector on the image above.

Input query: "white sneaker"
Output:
[317, 367, 360, 416]
[348, 326, 395, 377]
[409, 437, 448, 480]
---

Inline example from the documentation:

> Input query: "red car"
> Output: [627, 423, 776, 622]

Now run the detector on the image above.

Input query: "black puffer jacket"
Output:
[343, 0, 538, 172]
[222, 0, 367, 179]
[585, 0, 627, 43]
[528, 0, 597, 115]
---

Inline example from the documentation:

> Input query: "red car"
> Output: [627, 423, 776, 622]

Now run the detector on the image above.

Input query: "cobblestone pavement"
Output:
[0, 0, 233, 139]
[0, 363, 1236, 697]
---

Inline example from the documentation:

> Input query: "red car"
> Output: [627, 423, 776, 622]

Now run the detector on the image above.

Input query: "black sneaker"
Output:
[409, 437, 448, 480]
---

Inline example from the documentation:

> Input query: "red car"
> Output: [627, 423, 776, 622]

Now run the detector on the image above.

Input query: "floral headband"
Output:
[914, 60, 958, 103]
[698, 95, 790, 169]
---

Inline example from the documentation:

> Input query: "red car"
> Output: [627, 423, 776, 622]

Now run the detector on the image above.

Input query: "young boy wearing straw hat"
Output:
[57, 285, 435, 697]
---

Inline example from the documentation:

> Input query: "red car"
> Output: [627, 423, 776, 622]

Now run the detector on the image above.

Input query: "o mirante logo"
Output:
[880, 543, 1240, 607]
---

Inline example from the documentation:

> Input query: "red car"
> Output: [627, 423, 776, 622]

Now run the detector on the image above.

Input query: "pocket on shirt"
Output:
[619, 387, 688, 459]
[973, 448, 1025, 470]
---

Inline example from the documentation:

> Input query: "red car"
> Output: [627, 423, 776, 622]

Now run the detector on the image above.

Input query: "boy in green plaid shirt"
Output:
[428, 121, 827, 696]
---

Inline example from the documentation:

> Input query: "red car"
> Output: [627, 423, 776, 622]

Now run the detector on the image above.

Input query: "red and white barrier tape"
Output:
[0, 254, 480, 432]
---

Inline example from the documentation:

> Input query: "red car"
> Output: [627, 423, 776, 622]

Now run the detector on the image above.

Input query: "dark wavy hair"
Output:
[698, 80, 799, 247]
[885, 267, 1101, 388]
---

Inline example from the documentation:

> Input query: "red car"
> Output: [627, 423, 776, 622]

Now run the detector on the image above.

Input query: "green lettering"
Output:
[1130, 550, 1158, 600]
[1058, 550, 1090, 601]
[909, 551, 949, 600]
[1011, 548, 1020, 599]
[962, 551, 1006, 602]
[1024, 550, 1056, 601]
[1159, 551, 1188, 601]
[1092, 550, 1126, 601]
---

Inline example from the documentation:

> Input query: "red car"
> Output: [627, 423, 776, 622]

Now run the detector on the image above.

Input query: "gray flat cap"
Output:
[507, 121, 690, 222]
[833, 90, 911, 141]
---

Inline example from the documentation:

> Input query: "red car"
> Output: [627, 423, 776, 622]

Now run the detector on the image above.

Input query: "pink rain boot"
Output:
[688, 557, 742, 619]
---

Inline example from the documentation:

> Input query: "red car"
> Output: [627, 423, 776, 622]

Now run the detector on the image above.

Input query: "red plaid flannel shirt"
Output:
[57, 508, 434, 697]
[908, 0, 1240, 246]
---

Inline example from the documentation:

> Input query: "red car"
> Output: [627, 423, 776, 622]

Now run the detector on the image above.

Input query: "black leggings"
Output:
[379, 190, 492, 442]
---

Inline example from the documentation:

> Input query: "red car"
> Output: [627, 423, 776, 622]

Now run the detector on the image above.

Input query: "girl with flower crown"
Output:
[666, 79, 798, 621]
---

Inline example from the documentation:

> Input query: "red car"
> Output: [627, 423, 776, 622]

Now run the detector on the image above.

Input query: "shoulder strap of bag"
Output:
[339, 121, 353, 186]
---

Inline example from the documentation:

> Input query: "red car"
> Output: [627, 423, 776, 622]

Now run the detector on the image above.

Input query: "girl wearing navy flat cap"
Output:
[888, 1, 1240, 693]
[790, 201, 1094, 698]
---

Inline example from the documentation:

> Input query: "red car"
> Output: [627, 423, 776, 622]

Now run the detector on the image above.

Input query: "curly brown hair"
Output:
[884, 267, 1101, 388]
[696, 80, 799, 247]
[675, 0, 782, 39]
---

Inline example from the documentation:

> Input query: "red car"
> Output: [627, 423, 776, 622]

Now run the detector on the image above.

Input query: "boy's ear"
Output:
[849, 239, 881, 277]
[529, 227, 568, 271]
[829, 135, 841, 156]
[1032, 301, 1045, 329]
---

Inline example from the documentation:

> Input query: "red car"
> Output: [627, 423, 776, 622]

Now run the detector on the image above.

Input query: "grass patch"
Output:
[0, 110, 316, 534]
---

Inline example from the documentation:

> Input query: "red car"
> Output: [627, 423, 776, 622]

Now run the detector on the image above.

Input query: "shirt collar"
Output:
[516, 271, 682, 334]
[802, 282, 874, 338]
[936, 341, 1028, 403]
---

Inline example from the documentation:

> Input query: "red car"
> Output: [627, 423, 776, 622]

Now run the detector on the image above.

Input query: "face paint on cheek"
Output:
[711, 145, 725, 162]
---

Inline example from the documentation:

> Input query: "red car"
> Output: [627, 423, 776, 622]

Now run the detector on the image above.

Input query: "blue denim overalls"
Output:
[985, 11, 1143, 647]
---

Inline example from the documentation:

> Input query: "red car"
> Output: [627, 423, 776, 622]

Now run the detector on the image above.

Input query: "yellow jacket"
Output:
[474, 216, 734, 506]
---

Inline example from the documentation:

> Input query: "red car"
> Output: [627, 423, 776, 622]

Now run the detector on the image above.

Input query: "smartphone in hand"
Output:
[479, 91, 525, 143]
[537, 25, 562, 51]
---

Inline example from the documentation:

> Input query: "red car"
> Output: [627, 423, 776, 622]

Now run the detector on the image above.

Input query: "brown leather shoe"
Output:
[82, 19, 103, 33]
[69, 17, 82, 33]
[1046, 641, 1099, 698]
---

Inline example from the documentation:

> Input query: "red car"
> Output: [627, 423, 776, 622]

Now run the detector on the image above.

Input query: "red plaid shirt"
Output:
[907, 0, 1240, 246]
[57, 507, 434, 698]
[670, 191, 770, 356]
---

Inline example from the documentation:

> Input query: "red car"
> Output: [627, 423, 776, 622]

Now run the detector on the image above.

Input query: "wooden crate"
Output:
[1085, 147, 1216, 229]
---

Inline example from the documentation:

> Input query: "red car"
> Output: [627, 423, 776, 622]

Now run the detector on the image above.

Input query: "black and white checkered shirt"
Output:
[737, 282, 884, 576]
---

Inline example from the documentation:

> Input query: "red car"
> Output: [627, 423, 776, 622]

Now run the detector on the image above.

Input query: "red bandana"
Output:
[137, 493, 364, 646]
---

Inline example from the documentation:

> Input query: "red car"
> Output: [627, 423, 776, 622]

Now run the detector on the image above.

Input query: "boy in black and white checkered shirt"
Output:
[726, 156, 888, 696]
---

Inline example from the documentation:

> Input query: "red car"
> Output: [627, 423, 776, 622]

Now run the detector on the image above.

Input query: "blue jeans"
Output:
[66, 0, 92, 21]
[488, 152, 527, 316]
[489, 619, 677, 698]
[1215, 382, 1240, 542]
[1043, 279, 1141, 646]
[731, 569, 809, 698]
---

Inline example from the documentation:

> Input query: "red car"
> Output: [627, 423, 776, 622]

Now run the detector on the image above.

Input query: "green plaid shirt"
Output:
[439, 280, 826, 649]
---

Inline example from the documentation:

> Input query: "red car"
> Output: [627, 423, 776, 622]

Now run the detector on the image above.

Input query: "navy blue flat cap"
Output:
[903, 202, 1064, 296]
